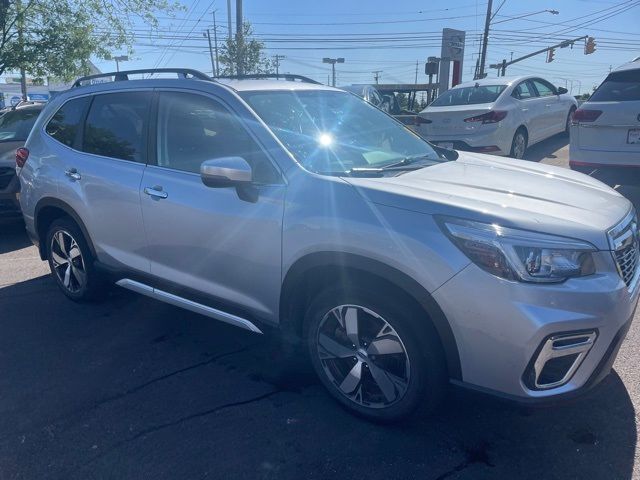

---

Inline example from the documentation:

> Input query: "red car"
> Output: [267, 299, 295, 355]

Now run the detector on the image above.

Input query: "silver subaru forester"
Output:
[17, 69, 639, 421]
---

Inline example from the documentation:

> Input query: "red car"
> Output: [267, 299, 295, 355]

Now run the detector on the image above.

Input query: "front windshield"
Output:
[430, 85, 506, 107]
[0, 108, 41, 142]
[241, 90, 442, 175]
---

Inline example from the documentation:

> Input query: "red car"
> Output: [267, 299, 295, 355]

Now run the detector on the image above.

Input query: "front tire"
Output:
[46, 218, 103, 302]
[305, 285, 446, 422]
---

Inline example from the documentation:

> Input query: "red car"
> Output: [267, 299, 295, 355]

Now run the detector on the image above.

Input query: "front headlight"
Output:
[440, 218, 596, 283]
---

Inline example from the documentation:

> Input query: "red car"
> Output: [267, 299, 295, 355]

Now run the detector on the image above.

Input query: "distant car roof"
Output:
[341, 85, 367, 95]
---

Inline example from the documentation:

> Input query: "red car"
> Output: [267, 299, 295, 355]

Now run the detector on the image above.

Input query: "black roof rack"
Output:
[216, 73, 321, 85]
[72, 68, 212, 88]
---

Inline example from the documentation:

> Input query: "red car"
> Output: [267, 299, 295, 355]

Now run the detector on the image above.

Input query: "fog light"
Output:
[524, 331, 597, 390]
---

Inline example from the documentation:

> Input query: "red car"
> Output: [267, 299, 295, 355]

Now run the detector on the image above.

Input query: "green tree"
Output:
[218, 22, 273, 76]
[0, 0, 179, 79]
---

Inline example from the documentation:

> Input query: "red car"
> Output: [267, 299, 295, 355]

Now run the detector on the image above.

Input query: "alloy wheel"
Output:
[315, 304, 411, 409]
[50, 230, 86, 293]
[513, 133, 526, 159]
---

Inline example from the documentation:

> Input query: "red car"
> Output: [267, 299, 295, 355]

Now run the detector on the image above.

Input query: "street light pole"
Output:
[113, 55, 129, 72]
[273, 54, 285, 76]
[322, 57, 344, 87]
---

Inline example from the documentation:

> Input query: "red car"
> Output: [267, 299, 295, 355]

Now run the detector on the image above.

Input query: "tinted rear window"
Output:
[82, 92, 151, 162]
[0, 107, 42, 142]
[589, 69, 640, 102]
[46, 97, 90, 147]
[430, 85, 507, 106]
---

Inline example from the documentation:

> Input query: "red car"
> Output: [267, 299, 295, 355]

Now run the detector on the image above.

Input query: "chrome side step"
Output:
[116, 278, 263, 334]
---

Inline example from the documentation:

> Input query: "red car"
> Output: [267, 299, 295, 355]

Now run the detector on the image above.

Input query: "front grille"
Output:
[608, 211, 640, 288]
[615, 243, 639, 285]
[0, 167, 15, 190]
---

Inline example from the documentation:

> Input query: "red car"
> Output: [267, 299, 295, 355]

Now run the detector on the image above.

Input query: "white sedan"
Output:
[417, 76, 578, 159]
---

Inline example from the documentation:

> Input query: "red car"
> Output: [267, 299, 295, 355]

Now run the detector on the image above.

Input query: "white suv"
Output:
[16, 69, 639, 421]
[570, 58, 640, 183]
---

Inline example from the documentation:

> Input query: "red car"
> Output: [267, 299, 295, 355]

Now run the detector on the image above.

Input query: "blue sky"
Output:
[94, 0, 640, 95]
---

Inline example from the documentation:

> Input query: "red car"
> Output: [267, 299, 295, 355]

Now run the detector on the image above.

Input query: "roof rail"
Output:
[216, 73, 321, 85]
[72, 68, 212, 88]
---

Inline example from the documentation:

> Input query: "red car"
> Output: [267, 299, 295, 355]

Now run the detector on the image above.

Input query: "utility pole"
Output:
[273, 54, 285, 76]
[212, 11, 220, 76]
[205, 29, 216, 76]
[322, 57, 344, 87]
[372, 70, 382, 84]
[414, 60, 419, 84]
[477, 0, 493, 80]
[235, 0, 243, 75]
[226, 0, 232, 41]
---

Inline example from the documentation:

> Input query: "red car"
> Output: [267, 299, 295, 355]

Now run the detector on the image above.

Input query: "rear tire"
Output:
[564, 107, 576, 136]
[510, 128, 528, 159]
[46, 218, 103, 302]
[304, 284, 446, 422]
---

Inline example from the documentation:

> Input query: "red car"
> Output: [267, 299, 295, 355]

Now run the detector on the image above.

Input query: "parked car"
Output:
[17, 69, 638, 421]
[418, 76, 578, 159]
[342, 84, 390, 112]
[570, 58, 640, 185]
[0, 101, 44, 217]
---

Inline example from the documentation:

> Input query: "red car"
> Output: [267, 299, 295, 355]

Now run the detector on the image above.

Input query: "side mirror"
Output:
[200, 157, 252, 188]
[557, 87, 568, 95]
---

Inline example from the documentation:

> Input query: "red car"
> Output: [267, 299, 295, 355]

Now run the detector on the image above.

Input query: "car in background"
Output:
[418, 76, 578, 159]
[342, 84, 390, 113]
[0, 101, 44, 217]
[570, 58, 640, 185]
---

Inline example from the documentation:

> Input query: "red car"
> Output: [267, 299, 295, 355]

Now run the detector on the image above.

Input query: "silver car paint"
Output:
[19, 77, 637, 400]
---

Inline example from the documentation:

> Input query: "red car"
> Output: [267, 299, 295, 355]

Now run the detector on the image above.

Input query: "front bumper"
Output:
[433, 252, 639, 400]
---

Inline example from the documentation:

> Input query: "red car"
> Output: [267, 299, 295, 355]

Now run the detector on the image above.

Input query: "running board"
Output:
[115, 279, 263, 334]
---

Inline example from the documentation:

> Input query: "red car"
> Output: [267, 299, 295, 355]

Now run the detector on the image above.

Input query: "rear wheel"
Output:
[305, 285, 446, 422]
[46, 218, 103, 302]
[564, 107, 576, 135]
[510, 128, 528, 159]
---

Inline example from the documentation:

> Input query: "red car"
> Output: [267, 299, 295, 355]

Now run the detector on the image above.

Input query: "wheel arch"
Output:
[280, 251, 462, 380]
[34, 197, 96, 260]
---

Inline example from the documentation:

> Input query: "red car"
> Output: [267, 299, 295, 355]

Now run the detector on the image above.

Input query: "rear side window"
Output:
[82, 92, 151, 162]
[512, 81, 536, 100]
[590, 69, 640, 102]
[45, 97, 90, 147]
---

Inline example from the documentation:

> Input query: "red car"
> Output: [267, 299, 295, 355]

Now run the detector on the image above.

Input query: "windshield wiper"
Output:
[348, 155, 437, 174]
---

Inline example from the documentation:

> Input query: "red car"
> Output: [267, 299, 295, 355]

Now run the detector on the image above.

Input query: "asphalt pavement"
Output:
[0, 136, 639, 479]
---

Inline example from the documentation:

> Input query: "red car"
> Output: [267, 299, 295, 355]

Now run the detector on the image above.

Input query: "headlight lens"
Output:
[441, 218, 596, 283]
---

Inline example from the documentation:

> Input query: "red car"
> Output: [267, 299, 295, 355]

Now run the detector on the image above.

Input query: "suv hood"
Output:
[344, 152, 631, 250]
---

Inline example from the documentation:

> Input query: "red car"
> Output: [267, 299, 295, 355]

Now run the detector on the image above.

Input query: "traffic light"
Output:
[585, 37, 596, 55]
[546, 48, 555, 63]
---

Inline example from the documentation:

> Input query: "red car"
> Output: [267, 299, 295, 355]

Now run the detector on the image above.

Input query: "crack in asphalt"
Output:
[4, 344, 256, 443]
[72, 389, 282, 476]
[90, 344, 256, 409]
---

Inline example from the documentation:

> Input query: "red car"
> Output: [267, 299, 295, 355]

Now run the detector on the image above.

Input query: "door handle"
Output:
[65, 168, 81, 181]
[144, 186, 168, 199]
[521, 108, 529, 112]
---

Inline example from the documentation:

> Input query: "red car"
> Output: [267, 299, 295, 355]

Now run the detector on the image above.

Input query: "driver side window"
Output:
[156, 92, 280, 183]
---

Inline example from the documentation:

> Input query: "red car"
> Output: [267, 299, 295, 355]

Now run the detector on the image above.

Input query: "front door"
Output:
[140, 90, 285, 320]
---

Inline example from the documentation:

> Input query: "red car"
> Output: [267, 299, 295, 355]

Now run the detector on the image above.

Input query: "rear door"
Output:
[575, 68, 640, 160]
[531, 79, 565, 138]
[54, 91, 151, 272]
[512, 80, 545, 143]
